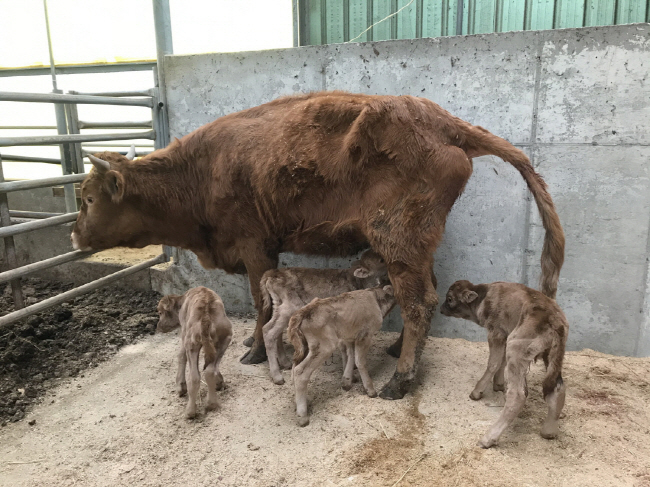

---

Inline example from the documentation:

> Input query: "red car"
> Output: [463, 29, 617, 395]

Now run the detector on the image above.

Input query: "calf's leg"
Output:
[185, 345, 202, 419]
[340, 342, 355, 391]
[176, 346, 188, 397]
[471, 332, 506, 400]
[479, 339, 533, 448]
[493, 347, 507, 392]
[355, 336, 377, 397]
[293, 345, 335, 427]
[540, 374, 566, 439]
[263, 308, 292, 385]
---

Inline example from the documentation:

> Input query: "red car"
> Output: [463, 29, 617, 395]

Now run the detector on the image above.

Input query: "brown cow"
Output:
[440, 280, 568, 448]
[157, 287, 233, 419]
[288, 285, 396, 426]
[71, 91, 564, 399]
[261, 249, 388, 385]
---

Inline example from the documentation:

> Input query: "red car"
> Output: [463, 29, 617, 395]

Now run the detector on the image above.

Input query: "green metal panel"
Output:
[299, 0, 649, 46]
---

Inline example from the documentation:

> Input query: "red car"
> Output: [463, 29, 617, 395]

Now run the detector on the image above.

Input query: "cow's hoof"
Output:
[378, 373, 412, 400]
[243, 336, 255, 347]
[297, 416, 310, 427]
[240, 345, 267, 365]
[470, 390, 483, 401]
[386, 342, 401, 358]
[478, 437, 497, 449]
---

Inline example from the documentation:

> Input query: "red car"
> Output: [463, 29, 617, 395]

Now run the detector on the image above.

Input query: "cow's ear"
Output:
[353, 266, 371, 279]
[103, 170, 125, 203]
[461, 289, 478, 303]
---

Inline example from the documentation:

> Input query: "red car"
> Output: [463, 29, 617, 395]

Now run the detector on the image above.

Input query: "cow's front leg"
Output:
[240, 248, 278, 365]
[379, 261, 437, 400]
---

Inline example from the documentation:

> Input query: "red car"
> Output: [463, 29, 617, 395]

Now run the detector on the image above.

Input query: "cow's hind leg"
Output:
[378, 260, 437, 400]
[240, 250, 278, 364]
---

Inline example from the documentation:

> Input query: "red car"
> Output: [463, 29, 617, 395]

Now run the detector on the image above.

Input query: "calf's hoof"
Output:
[205, 398, 219, 411]
[367, 389, 377, 398]
[493, 383, 505, 392]
[272, 375, 285, 386]
[215, 374, 225, 391]
[243, 336, 254, 347]
[378, 373, 412, 400]
[478, 436, 498, 449]
[341, 378, 353, 391]
[386, 341, 402, 358]
[185, 406, 198, 419]
[540, 421, 559, 440]
[469, 390, 483, 401]
[178, 383, 187, 397]
[240, 344, 267, 365]
[297, 416, 310, 427]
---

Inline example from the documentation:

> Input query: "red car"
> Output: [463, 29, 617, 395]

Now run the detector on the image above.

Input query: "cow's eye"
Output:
[447, 296, 452, 303]
[86, 197, 94, 204]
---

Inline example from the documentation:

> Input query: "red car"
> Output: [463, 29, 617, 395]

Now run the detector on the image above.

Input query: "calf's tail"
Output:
[460, 124, 565, 299]
[287, 312, 308, 366]
[541, 330, 566, 398]
[201, 314, 217, 370]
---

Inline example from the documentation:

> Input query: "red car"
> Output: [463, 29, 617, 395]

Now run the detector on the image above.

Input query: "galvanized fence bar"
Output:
[73, 89, 155, 97]
[0, 154, 62, 164]
[0, 126, 58, 130]
[0, 212, 78, 239]
[0, 130, 156, 146]
[77, 120, 153, 129]
[0, 91, 153, 108]
[0, 174, 86, 193]
[9, 211, 63, 219]
[0, 155, 25, 309]
[0, 62, 157, 78]
[0, 250, 97, 285]
[0, 253, 167, 328]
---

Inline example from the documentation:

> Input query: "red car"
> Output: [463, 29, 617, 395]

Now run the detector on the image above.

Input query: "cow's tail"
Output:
[461, 124, 565, 299]
[287, 312, 308, 366]
[541, 330, 566, 399]
[201, 313, 217, 370]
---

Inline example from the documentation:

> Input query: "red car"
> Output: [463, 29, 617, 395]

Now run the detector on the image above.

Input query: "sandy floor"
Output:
[1, 320, 649, 487]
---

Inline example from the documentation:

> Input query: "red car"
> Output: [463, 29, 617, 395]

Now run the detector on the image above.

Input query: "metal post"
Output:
[153, 0, 172, 148]
[0, 155, 25, 309]
[65, 93, 85, 174]
[456, 0, 464, 35]
[44, 0, 76, 211]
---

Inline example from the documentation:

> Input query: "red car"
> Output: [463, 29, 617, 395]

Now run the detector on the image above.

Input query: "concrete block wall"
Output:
[161, 23, 650, 356]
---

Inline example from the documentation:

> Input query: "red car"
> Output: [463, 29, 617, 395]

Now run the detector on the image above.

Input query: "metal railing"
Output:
[0, 86, 169, 327]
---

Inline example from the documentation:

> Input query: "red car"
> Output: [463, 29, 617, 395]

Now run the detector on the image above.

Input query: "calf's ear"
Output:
[103, 170, 126, 203]
[383, 285, 394, 295]
[353, 266, 371, 279]
[461, 289, 478, 303]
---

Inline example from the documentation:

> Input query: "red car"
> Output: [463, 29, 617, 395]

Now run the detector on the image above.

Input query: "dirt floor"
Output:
[1, 313, 649, 487]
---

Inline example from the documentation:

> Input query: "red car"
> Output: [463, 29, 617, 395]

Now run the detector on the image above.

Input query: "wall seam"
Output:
[634, 198, 650, 357]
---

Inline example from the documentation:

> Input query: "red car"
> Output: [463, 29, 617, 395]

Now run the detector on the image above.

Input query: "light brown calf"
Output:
[157, 287, 233, 419]
[261, 249, 388, 385]
[288, 285, 396, 426]
[440, 280, 568, 448]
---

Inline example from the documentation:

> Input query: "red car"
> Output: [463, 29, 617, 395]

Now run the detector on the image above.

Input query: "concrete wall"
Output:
[161, 23, 650, 356]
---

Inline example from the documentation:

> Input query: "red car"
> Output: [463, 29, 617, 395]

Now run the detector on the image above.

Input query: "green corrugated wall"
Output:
[296, 0, 649, 45]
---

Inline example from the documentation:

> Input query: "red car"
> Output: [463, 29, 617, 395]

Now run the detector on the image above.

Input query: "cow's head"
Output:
[156, 294, 183, 333]
[351, 249, 389, 288]
[71, 147, 145, 251]
[439, 280, 478, 319]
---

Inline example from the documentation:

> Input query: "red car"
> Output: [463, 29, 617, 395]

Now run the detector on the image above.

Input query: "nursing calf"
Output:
[261, 249, 388, 384]
[440, 280, 568, 448]
[288, 285, 396, 426]
[157, 287, 233, 419]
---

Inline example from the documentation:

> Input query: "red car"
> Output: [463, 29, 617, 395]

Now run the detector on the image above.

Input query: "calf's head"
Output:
[439, 280, 479, 320]
[351, 250, 389, 287]
[71, 149, 144, 251]
[156, 294, 184, 333]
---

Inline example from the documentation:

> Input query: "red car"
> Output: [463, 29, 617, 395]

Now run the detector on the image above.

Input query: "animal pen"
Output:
[1, 2, 650, 486]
